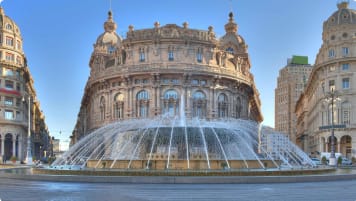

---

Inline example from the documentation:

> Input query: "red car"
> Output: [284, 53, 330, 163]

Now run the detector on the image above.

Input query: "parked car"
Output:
[311, 158, 322, 165]
[341, 157, 352, 165]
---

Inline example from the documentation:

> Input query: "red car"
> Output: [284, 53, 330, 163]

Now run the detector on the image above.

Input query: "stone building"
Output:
[70, 11, 263, 144]
[296, 2, 356, 160]
[0, 6, 52, 162]
[275, 56, 312, 143]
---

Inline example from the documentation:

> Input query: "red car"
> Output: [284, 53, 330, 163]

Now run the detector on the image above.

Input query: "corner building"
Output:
[0, 6, 52, 161]
[296, 2, 356, 159]
[275, 56, 312, 143]
[71, 11, 263, 143]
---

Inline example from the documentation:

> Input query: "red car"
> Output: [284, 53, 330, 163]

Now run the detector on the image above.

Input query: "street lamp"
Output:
[23, 95, 32, 165]
[325, 88, 340, 166]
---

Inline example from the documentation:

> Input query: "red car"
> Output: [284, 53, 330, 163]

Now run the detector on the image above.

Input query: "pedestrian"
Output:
[2, 155, 5, 164]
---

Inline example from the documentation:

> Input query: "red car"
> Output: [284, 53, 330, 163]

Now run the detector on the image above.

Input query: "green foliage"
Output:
[102, 161, 107, 168]
[337, 156, 342, 165]
[10, 156, 17, 162]
[352, 157, 356, 163]
[321, 156, 327, 165]
[48, 157, 56, 165]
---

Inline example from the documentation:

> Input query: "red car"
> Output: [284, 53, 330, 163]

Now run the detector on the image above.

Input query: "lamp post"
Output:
[327, 88, 338, 166]
[23, 95, 32, 165]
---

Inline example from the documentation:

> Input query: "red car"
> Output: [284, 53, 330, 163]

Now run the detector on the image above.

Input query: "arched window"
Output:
[163, 89, 179, 117]
[100, 96, 106, 121]
[192, 91, 206, 118]
[5, 24, 12, 30]
[218, 93, 228, 118]
[113, 93, 124, 120]
[136, 90, 149, 118]
[226, 47, 234, 54]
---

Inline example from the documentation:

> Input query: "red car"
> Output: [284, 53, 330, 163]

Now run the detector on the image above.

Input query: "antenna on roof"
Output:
[229, 0, 233, 12]
[109, 0, 112, 12]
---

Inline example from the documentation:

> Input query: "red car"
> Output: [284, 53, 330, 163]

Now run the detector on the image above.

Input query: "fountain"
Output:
[50, 116, 315, 171]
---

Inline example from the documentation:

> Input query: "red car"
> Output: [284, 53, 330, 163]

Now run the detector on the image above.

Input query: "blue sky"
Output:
[0, 0, 348, 149]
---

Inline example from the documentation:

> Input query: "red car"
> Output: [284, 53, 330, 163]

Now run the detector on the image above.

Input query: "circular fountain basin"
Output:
[51, 118, 316, 171]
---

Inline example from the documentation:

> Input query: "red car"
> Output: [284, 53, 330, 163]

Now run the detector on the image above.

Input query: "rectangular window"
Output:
[172, 79, 179, 84]
[342, 63, 350, 70]
[16, 98, 21, 107]
[5, 53, 14, 61]
[329, 80, 335, 91]
[139, 51, 145, 62]
[192, 79, 199, 85]
[4, 110, 14, 120]
[135, 79, 141, 84]
[3, 68, 13, 76]
[197, 49, 202, 63]
[5, 80, 14, 90]
[328, 49, 335, 58]
[342, 78, 350, 89]
[342, 47, 349, 56]
[5, 36, 13, 46]
[4, 97, 13, 106]
[343, 110, 350, 125]
[200, 80, 207, 85]
[16, 111, 20, 120]
[168, 50, 174, 61]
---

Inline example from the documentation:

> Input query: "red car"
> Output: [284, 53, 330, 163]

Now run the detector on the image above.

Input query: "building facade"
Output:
[275, 56, 312, 143]
[70, 11, 263, 144]
[0, 6, 52, 162]
[296, 2, 356, 160]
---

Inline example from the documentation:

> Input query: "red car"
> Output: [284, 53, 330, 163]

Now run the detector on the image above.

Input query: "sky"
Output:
[0, 0, 350, 150]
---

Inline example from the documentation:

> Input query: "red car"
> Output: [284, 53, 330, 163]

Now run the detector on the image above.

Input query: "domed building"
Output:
[71, 11, 263, 144]
[0, 6, 52, 162]
[296, 1, 356, 162]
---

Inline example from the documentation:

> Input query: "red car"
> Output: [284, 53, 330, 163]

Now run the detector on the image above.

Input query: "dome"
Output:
[219, 12, 247, 54]
[0, 7, 22, 37]
[0, 6, 25, 66]
[95, 11, 122, 46]
[323, 2, 356, 30]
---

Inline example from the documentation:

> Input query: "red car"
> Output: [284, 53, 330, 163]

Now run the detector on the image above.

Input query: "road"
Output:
[0, 177, 356, 201]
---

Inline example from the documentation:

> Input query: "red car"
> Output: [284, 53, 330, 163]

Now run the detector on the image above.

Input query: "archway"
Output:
[340, 135, 352, 158]
[4, 133, 13, 160]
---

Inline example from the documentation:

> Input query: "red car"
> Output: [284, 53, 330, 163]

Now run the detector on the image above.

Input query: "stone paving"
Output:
[0, 177, 356, 201]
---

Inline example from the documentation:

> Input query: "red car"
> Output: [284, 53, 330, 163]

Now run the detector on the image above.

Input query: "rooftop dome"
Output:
[95, 11, 122, 46]
[0, 6, 22, 44]
[220, 12, 247, 54]
[324, 2, 356, 29]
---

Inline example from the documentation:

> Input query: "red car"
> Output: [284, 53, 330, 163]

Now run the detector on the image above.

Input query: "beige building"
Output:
[296, 2, 356, 160]
[70, 11, 263, 144]
[0, 6, 52, 162]
[275, 56, 312, 143]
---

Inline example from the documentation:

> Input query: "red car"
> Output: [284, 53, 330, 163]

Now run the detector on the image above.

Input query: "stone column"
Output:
[12, 135, 16, 158]
[18, 135, 22, 161]
[337, 142, 341, 153]
[1, 134, 4, 156]
[319, 137, 324, 153]
[157, 88, 161, 114]
[210, 87, 214, 119]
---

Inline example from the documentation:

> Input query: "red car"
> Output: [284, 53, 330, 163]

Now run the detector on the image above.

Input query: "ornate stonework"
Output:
[71, 11, 263, 144]
[0, 6, 52, 161]
[296, 2, 356, 160]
